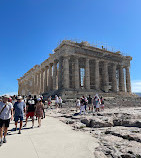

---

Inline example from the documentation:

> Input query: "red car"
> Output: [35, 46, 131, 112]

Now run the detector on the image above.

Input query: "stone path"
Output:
[0, 116, 99, 158]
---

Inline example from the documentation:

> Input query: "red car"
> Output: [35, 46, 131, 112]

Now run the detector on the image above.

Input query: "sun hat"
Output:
[37, 98, 41, 101]
[17, 96, 22, 100]
[3, 95, 10, 99]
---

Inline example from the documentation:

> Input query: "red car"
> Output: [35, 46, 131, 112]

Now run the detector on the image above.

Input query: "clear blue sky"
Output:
[0, 0, 141, 95]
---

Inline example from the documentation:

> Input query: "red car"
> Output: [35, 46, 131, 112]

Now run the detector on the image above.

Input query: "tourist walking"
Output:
[80, 97, 86, 115]
[0, 95, 13, 146]
[87, 95, 92, 112]
[55, 95, 59, 108]
[33, 95, 38, 105]
[93, 94, 101, 112]
[76, 98, 80, 112]
[100, 96, 105, 111]
[23, 96, 35, 128]
[12, 95, 17, 105]
[35, 98, 44, 127]
[13, 96, 26, 134]
[58, 97, 62, 108]
[84, 96, 88, 111]
[47, 96, 52, 109]
[40, 96, 45, 118]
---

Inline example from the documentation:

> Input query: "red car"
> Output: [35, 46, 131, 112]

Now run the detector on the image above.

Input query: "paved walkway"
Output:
[0, 116, 99, 158]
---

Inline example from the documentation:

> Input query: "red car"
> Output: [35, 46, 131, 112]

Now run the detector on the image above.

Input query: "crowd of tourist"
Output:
[76, 94, 104, 115]
[0, 95, 45, 147]
[0, 93, 104, 147]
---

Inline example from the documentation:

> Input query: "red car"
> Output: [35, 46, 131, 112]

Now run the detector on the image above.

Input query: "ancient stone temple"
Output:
[18, 40, 132, 99]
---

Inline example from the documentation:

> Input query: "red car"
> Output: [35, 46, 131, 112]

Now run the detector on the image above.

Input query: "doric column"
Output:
[32, 76, 35, 94]
[58, 57, 63, 89]
[41, 69, 45, 94]
[44, 66, 48, 93]
[112, 64, 117, 92]
[85, 58, 90, 89]
[126, 66, 131, 92]
[35, 74, 38, 95]
[63, 56, 70, 89]
[74, 57, 80, 90]
[94, 60, 99, 90]
[119, 65, 125, 92]
[48, 63, 53, 91]
[53, 60, 57, 90]
[37, 71, 41, 94]
[18, 82, 21, 95]
[102, 61, 109, 92]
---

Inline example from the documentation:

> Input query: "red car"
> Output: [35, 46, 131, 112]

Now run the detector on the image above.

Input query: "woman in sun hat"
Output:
[35, 98, 44, 127]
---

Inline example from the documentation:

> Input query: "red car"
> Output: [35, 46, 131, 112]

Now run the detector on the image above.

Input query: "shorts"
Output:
[101, 104, 104, 107]
[88, 104, 92, 107]
[48, 101, 51, 105]
[14, 116, 23, 122]
[26, 112, 35, 118]
[0, 119, 10, 128]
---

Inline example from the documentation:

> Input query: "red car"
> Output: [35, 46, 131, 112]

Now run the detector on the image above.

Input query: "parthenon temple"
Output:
[18, 40, 132, 99]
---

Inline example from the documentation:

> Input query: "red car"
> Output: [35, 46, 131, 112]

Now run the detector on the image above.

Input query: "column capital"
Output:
[119, 64, 124, 68]
[63, 55, 70, 60]
[45, 65, 49, 69]
[74, 56, 79, 60]
[49, 63, 53, 67]
[86, 58, 90, 62]
[41, 68, 45, 72]
[125, 66, 130, 69]
[54, 59, 58, 64]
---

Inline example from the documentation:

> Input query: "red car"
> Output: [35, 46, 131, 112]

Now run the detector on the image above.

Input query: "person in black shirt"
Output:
[23, 96, 35, 128]
[80, 97, 86, 115]
[87, 95, 92, 112]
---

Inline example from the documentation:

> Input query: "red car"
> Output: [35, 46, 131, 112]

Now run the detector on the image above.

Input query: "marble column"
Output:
[63, 56, 69, 89]
[53, 60, 57, 90]
[41, 69, 45, 94]
[119, 65, 125, 92]
[37, 72, 41, 94]
[58, 57, 63, 89]
[94, 60, 99, 90]
[102, 61, 109, 92]
[112, 64, 117, 92]
[32, 76, 35, 94]
[85, 58, 90, 89]
[74, 57, 80, 90]
[48, 63, 53, 91]
[18, 83, 21, 95]
[126, 66, 131, 92]
[44, 66, 48, 92]
[35, 74, 38, 95]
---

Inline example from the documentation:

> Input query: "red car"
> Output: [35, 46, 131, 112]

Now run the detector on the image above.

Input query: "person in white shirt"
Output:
[0, 95, 13, 146]
[76, 98, 80, 112]
[55, 95, 59, 108]
[58, 97, 62, 108]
